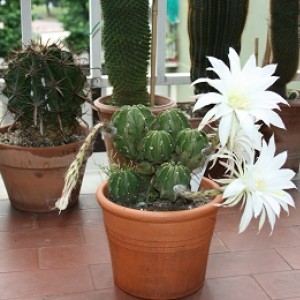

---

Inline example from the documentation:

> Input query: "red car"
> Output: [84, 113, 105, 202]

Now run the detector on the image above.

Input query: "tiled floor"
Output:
[0, 153, 300, 300]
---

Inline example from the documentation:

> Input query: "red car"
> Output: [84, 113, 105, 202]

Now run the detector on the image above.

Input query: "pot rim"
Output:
[96, 177, 223, 224]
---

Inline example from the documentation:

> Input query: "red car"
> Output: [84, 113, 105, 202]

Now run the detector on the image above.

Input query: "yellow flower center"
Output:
[228, 91, 249, 110]
[255, 178, 266, 191]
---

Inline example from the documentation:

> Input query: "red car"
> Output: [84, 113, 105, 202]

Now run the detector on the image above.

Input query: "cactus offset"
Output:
[175, 128, 209, 171]
[111, 105, 155, 161]
[3, 42, 86, 145]
[108, 169, 141, 205]
[154, 162, 191, 201]
[142, 130, 175, 164]
[151, 108, 191, 138]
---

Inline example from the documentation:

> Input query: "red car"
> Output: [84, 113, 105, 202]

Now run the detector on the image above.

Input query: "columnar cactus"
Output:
[3, 42, 86, 144]
[267, 0, 299, 98]
[101, 0, 151, 105]
[109, 105, 210, 205]
[188, 0, 249, 95]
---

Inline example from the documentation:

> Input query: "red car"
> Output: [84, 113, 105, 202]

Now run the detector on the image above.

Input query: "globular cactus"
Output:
[108, 169, 141, 205]
[154, 162, 191, 201]
[111, 105, 155, 161]
[175, 128, 209, 171]
[141, 130, 175, 164]
[108, 105, 212, 205]
[101, 0, 151, 105]
[151, 108, 191, 138]
[3, 42, 86, 144]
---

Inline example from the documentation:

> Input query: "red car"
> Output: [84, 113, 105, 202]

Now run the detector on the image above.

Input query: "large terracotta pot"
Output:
[260, 99, 300, 173]
[0, 125, 89, 212]
[93, 95, 177, 164]
[96, 177, 222, 299]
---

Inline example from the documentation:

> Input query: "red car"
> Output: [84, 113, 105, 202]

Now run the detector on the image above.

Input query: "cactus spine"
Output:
[4, 42, 86, 144]
[188, 0, 249, 95]
[101, 0, 151, 105]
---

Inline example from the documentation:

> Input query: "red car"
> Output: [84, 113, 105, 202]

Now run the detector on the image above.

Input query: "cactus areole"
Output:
[2, 42, 87, 147]
[108, 105, 211, 210]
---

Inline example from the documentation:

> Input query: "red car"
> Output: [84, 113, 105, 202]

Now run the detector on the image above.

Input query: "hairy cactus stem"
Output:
[55, 121, 106, 211]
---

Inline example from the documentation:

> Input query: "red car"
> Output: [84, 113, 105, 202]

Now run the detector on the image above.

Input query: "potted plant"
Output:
[0, 41, 90, 212]
[56, 49, 296, 299]
[261, 0, 300, 173]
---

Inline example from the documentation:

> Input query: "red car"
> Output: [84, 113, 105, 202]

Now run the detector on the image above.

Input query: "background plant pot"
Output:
[97, 177, 222, 299]
[260, 99, 300, 173]
[93, 95, 177, 164]
[0, 125, 90, 212]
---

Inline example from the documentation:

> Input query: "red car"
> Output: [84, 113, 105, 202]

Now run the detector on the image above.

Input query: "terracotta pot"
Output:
[0, 125, 89, 212]
[260, 99, 300, 173]
[96, 177, 222, 299]
[93, 95, 177, 165]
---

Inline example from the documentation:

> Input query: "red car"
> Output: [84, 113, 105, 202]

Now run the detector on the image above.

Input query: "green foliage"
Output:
[0, 1, 22, 58]
[57, 0, 89, 53]
[101, 0, 151, 106]
[3, 41, 87, 145]
[109, 105, 210, 205]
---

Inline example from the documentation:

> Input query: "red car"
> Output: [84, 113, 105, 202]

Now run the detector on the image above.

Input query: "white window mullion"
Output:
[20, 0, 32, 46]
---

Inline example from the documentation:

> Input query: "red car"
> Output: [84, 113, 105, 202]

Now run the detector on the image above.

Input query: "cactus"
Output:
[3, 42, 86, 145]
[175, 128, 209, 171]
[108, 105, 211, 205]
[154, 162, 191, 201]
[188, 0, 249, 95]
[151, 108, 191, 138]
[142, 130, 175, 164]
[108, 169, 141, 205]
[111, 105, 155, 161]
[267, 0, 299, 98]
[101, 0, 151, 106]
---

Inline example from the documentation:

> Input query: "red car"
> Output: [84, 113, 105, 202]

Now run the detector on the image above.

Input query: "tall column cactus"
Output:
[101, 0, 151, 106]
[267, 0, 299, 98]
[188, 0, 249, 95]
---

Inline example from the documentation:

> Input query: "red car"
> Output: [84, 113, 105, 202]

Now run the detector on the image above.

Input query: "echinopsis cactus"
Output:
[108, 105, 210, 206]
[3, 42, 86, 145]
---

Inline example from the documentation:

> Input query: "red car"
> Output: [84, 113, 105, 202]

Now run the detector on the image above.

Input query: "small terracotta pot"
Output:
[0, 125, 90, 212]
[93, 95, 177, 165]
[97, 177, 222, 299]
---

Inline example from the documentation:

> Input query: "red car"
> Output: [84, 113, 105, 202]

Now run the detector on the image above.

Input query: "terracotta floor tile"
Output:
[254, 270, 300, 299]
[0, 211, 37, 232]
[82, 224, 108, 244]
[90, 263, 115, 290]
[0, 267, 93, 299]
[206, 249, 291, 278]
[46, 289, 138, 300]
[182, 276, 270, 300]
[0, 248, 38, 272]
[0, 227, 84, 250]
[37, 209, 103, 228]
[209, 233, 228, 254]
[38, 243, 111, 269]
[218, 226, 300, 251]
[276, 246, 300, 269]
[74, 194, 101, 210]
